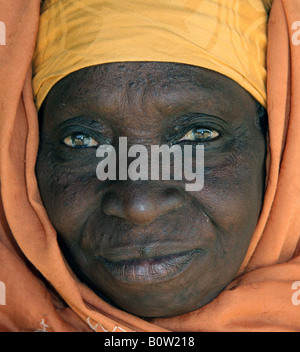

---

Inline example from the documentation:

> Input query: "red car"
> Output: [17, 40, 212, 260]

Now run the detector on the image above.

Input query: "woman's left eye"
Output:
[63, 133, 99, 148]
[178, 127, 220, 142]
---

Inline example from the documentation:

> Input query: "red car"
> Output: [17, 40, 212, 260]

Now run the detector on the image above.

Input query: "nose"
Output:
[101, 182, 185, 225]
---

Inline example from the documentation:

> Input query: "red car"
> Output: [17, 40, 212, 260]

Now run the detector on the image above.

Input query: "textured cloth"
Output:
[33, 0, 270, 110]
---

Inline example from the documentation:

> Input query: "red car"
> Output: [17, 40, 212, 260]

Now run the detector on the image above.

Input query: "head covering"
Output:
[32, 0, 270, 110]
[0, 0, 299, 332]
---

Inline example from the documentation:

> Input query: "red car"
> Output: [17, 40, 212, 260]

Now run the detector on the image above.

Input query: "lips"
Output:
[96, 249, 205, 285]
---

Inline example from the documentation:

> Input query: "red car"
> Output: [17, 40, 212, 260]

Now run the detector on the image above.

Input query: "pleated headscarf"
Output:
[33, 0, 270, 110]
[0, 0, 299, 332]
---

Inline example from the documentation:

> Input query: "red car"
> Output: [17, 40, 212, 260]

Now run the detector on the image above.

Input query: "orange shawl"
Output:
[0, 0, 299, 332]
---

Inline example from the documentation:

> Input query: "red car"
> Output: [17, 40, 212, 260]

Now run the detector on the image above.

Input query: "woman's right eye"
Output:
[63, 133, 99, 148]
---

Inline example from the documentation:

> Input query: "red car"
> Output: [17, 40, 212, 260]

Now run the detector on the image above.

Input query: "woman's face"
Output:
[36, 62, 266, 318]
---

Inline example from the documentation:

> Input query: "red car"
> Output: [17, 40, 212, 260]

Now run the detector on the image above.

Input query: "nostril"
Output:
[101, 185, 186, 225]
[101, 191, 123, 217]
[162, 188, 186, 210]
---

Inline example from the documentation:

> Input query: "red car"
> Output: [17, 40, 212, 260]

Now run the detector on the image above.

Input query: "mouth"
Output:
[96, 249, 205, 285]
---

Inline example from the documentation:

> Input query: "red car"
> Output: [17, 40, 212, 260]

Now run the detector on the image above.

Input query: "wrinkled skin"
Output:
[36, 62, 266, 318]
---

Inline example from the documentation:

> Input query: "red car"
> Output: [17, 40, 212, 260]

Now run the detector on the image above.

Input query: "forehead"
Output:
[41, 62, 256, 127]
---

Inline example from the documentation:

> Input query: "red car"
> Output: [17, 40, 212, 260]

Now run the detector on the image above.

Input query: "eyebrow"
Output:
[55, 115, 106, 131]
[172, 112, 228, 128]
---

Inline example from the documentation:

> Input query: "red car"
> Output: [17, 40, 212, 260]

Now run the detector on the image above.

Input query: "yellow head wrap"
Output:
[33, 0, 271, 110]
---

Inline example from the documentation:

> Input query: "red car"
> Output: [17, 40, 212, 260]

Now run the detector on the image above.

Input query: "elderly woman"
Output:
[0, 0, 299, 332]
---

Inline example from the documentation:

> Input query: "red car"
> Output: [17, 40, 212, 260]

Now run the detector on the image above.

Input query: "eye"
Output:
[63, 133, 99, 148]
[179, 127, 220, 142]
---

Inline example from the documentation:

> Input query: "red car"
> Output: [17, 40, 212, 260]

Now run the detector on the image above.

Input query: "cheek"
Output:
[197, 138, 266, 253]
[36, 147, 101, 239]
